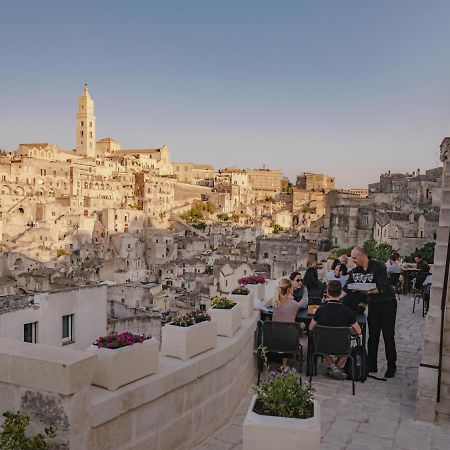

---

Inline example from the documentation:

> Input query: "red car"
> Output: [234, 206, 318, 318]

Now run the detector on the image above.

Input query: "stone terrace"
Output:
[196, 295, 450, 450]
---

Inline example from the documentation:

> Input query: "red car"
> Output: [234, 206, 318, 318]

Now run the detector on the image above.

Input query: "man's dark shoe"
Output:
[385, 365, 397, 378]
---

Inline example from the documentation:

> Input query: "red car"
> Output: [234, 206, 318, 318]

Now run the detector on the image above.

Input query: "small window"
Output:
[264, 252, 269, 259]
[89, 122, 92, 127]
[62, 314, 74, 344]
[80, 131, 84, 136]
[81, 121, 84, 126]
[24, 322, 38, 343]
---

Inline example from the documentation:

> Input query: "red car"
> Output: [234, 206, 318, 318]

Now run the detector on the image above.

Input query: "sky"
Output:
[1, 1, 450, 188]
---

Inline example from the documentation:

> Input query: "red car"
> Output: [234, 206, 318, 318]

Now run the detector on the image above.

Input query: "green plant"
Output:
[0, 410, 57, 450]
[231, 285, 250, 295]
[192, 222, 207, 231]
[211, 296, 236, 309]
[254, 347, 313, 419]
[217, 213, 230, 222]
[273, 224, 283, 234]
[404, 242, 435, 264]
[170, 310, 211, 327]
[204, 265, 213, 275]
[56, 248, 69, 257]
[362, 240, 396, 263]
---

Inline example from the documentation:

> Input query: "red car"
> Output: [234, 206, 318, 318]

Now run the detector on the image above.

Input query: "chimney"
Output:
[417, 168, 420, 175]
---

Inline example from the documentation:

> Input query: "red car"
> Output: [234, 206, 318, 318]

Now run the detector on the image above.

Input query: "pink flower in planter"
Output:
[238, 274, 266, 285]
[94, 331, 151, 349]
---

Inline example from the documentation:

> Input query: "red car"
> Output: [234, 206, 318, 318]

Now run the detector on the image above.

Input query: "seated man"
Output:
[309, 280, 362, 380]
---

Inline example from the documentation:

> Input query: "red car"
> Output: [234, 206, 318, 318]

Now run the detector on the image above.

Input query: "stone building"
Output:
[296, 172, 335, 192]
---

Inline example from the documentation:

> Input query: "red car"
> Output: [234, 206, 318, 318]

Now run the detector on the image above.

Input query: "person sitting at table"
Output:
[334, 264, 349, 287]
[272, 278, 303, 368]
[303, 267, 325, 301]
[386, 253, 401, 275]
[289, 271, 308, 308]
[323, 259, 340, 283]
[309, 280, 362, 380]
[415, 255, 430, 273]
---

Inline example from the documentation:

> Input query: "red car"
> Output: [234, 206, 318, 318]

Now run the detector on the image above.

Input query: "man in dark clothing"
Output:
[415, 255, 430, 273]
[310, 280, 361, 380]
[343, 247, 397, 378]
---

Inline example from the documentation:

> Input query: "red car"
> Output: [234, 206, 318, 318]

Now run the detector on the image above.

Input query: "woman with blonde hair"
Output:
[273, 278, 302, 323]
[272, 278, 303, 368]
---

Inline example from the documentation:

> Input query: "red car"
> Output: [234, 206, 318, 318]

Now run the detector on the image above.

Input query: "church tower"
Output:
[76, 84, 96, 157]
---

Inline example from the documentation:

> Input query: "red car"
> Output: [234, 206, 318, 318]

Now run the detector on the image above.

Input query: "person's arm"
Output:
[298, 286, 308, 307]
[342, 270, 354, 296]
[351, 321, 362, 335]
[309, 319, 317, 332]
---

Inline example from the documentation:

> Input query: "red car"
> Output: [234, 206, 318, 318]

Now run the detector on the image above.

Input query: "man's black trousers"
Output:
[367, 300, 397, 369]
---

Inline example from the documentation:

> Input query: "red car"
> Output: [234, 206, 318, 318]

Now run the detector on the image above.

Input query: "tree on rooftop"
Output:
[273, 224, 283, 234]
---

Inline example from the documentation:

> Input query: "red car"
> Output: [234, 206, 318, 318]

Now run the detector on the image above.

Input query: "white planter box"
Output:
[208, 304, 241, 337]
[229, 292, 254, 319]
[243, 395, 320, 450]
[249, 283, 266, 301]
[161, 319, 217, 360]
[88, 338, 159, 391]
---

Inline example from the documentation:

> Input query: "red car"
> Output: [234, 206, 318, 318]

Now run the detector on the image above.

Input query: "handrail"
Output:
[437, 224, 450, 402]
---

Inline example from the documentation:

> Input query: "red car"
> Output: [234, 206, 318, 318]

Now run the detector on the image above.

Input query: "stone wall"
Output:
[0, 294, 263, 449]
[416, 158, 450, 424]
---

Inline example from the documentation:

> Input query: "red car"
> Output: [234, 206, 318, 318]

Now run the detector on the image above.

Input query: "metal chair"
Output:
[309, 325, 356, 395]
[412, 272, 429, 314]
[257, 320, 303, 384]
[388, 272, 401, 301]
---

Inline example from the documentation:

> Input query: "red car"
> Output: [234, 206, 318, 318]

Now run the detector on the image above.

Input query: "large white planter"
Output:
[229, 292, 254, 319]
[243, 396, 321, 450]
[161, 319, 217, 360]
[208, 304, 241, 337]
[249, 283, 266, 301]
[88, 338, 159, 391]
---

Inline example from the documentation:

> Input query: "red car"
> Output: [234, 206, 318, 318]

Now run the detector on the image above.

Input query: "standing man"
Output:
[344, 247, 397, 378]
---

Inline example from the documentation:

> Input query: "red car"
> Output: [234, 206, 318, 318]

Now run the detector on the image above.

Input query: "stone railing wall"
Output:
[0, 280, 276, 449]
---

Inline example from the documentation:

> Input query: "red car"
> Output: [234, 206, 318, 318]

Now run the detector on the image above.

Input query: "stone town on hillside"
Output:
[0, 86, 449, 449]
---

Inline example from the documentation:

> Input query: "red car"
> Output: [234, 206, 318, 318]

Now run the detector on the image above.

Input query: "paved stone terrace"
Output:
[196, 295, 450, 450]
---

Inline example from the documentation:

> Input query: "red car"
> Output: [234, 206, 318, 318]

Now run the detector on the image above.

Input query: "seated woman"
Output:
[289, 271, 308, 308]
[272, 278, 303, 368]
[303, 267, 325, 303]
[334, 264, 349, 287]
[323, 259, 340, 283]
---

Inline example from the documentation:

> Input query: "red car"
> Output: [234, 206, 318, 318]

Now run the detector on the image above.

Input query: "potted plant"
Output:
[243, 349, 320, 450]
[238, 274, 266, 301]
[208, 296, 241, 337]
[88, 331, 159, 391]
[161, 310, 217, 360]
[229, 285, 254, 319]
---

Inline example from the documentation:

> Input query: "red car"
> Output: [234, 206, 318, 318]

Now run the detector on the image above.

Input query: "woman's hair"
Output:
[273, 278, 292, 307]
[331, 259, 340, 270]
[289, 271, 302, 281]
[338, 264, 348, 276]
[303, 267, 321, 288]
[389, 253, 398, 262]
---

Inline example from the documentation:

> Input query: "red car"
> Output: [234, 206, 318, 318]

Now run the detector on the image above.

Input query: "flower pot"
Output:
[88, 338, 159, 391]
[249, 283, 265, 301]
[243, 395, 321, 450]
[161, 319, 217, 360]
[208, 303, 241, 337]
[229, 291, 254, 319]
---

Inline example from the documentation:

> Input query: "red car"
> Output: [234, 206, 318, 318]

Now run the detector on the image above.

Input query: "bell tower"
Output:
[76, 84, 96, 157]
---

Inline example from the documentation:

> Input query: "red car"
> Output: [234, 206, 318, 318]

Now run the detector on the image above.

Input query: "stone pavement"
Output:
[196, 295, 450, 450]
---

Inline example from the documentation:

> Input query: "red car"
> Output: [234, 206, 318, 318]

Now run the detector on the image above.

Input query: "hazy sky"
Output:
[1, 1, 449, 187]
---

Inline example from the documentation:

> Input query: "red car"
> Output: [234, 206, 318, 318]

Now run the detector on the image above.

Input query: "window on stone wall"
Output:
[62, 314, 74, 344]
[264, 252, 269, 259]
[24, 322, 38, 343]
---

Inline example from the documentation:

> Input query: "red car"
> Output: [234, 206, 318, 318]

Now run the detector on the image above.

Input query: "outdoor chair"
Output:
[309, 325, 356, 395]
[388, 272, 402, 301]
[257, 320, 303, 384]
[412, 272, 430, 315]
